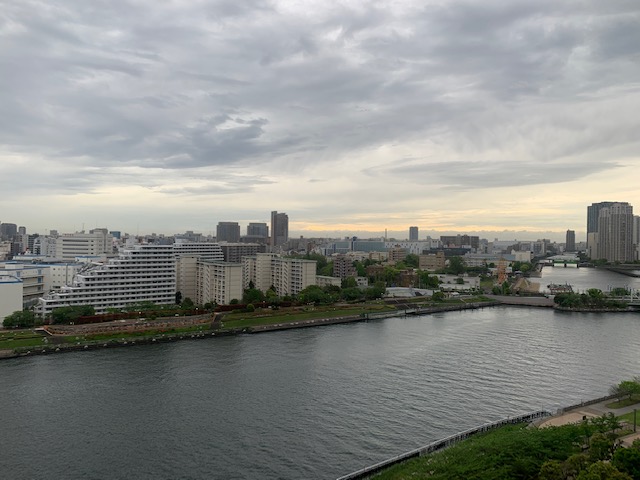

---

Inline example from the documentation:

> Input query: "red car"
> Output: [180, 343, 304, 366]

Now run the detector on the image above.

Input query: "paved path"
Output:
[539, 398, 640, 428]
[485, 295, 554, 307]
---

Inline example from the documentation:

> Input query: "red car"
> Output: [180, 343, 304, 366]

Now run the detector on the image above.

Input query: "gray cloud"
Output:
[1, 0, 640, 232]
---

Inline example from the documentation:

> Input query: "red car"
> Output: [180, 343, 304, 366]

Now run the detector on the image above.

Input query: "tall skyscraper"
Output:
[216, 222, 241, 243]
[270, 211, 288, 248]
[596, 202, 633, 262]
[409, 226, 419, 241]
[565, 230, 575, 252]
[587, 201, 618, 258]
[587, 202, 617, 234]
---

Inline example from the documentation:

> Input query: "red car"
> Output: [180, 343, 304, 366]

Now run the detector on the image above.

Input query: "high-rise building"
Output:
[565, 230, 576, 252]
[634, 216, 640, 261]
[587, 201, 617, 256]
[409, 226, 419, 241]
[216, 222, 241, 243]
[595, 202, 634, 262]
[0, 223, 17, 241]
[270, 211, 289, 248]
[587, 202, 617, 234]
[247, 223, 268, 238]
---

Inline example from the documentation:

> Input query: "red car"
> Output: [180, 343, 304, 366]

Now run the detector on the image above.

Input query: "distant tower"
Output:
[409, 226, 419, 241]
[565, 230, 576, 252]
[270, 211, 289, 248]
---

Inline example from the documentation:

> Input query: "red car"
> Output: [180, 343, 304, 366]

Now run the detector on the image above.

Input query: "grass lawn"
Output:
[0, 330, 48, 349]
[618, 410, 640, 427]
[221, 305, 395, 330]
[606, 395, 640, 409]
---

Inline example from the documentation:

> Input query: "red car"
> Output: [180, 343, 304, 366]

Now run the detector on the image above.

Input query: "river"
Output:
[1, 269, 640, 479]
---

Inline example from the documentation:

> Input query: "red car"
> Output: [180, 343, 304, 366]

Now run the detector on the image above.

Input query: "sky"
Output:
[1, 0, 640, 242]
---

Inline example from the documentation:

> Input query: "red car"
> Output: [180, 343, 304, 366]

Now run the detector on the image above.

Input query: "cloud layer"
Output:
[2, 0, 639, 240]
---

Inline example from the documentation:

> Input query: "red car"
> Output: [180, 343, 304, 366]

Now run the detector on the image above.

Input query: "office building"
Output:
[247, 223, 269, 238]
[0, 223, 18, 241]
[216, 222, 241, 243]
[409, 226, 419, 241]
[54, 229, 113, 260]
[270, 211, 289, 248]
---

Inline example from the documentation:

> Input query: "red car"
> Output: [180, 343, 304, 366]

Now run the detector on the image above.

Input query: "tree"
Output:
[610, 380, 640, 400]
[613, 447, 640, 479]
[243, 288, 265, 305]
[576, 461, 632, 480]
[175, 291, 183, 305]
[405, 254, 419, 268]
[448, 256, 466, 275]
[51, 305, 95, 324]
[538, 460, 565, 480]
[3, 310, 37, 329]
[341, 276, 357, 288]
[341, 287, 362, 302]
[181, 297, 195, 310]
[588, 433, 615, 462]
[432, 291, 445, 301]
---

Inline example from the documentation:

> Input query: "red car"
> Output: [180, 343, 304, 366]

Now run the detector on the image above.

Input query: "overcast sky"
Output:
[2, 0, 639, 241]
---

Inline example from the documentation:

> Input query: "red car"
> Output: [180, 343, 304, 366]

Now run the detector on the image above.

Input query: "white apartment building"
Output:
[54, 229, 113, 260]
[37, 244, 176, 317]
[173, 242, 224, 301]
[243, 253, 316, 296]
[196, 261, 243, 306]
[172, 241, 224, 260]
[0, 275, 23, 325]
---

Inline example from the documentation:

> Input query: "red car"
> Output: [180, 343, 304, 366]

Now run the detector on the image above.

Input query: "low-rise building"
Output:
[419, 251, 445, 271]
[315, 275, 341, 288]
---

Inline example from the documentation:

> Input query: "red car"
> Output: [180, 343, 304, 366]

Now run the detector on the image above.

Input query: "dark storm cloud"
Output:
[1, 0, 639, 198]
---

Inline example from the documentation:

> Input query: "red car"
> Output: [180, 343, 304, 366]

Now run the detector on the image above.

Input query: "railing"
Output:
[336, 410, 551, 480]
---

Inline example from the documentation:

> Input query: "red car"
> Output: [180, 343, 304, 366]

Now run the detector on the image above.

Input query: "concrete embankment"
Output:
[247, 302, 499, 333]
[0, 302, 499, 359]
[485, 295, 554, 307]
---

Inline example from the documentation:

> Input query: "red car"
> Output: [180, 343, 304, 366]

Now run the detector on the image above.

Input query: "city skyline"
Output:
[2, 1, 639, 238]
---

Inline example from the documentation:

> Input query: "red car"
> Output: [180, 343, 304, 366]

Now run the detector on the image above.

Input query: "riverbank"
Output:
[339, 393, 639, 480]
[0, 300, 497, 360]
